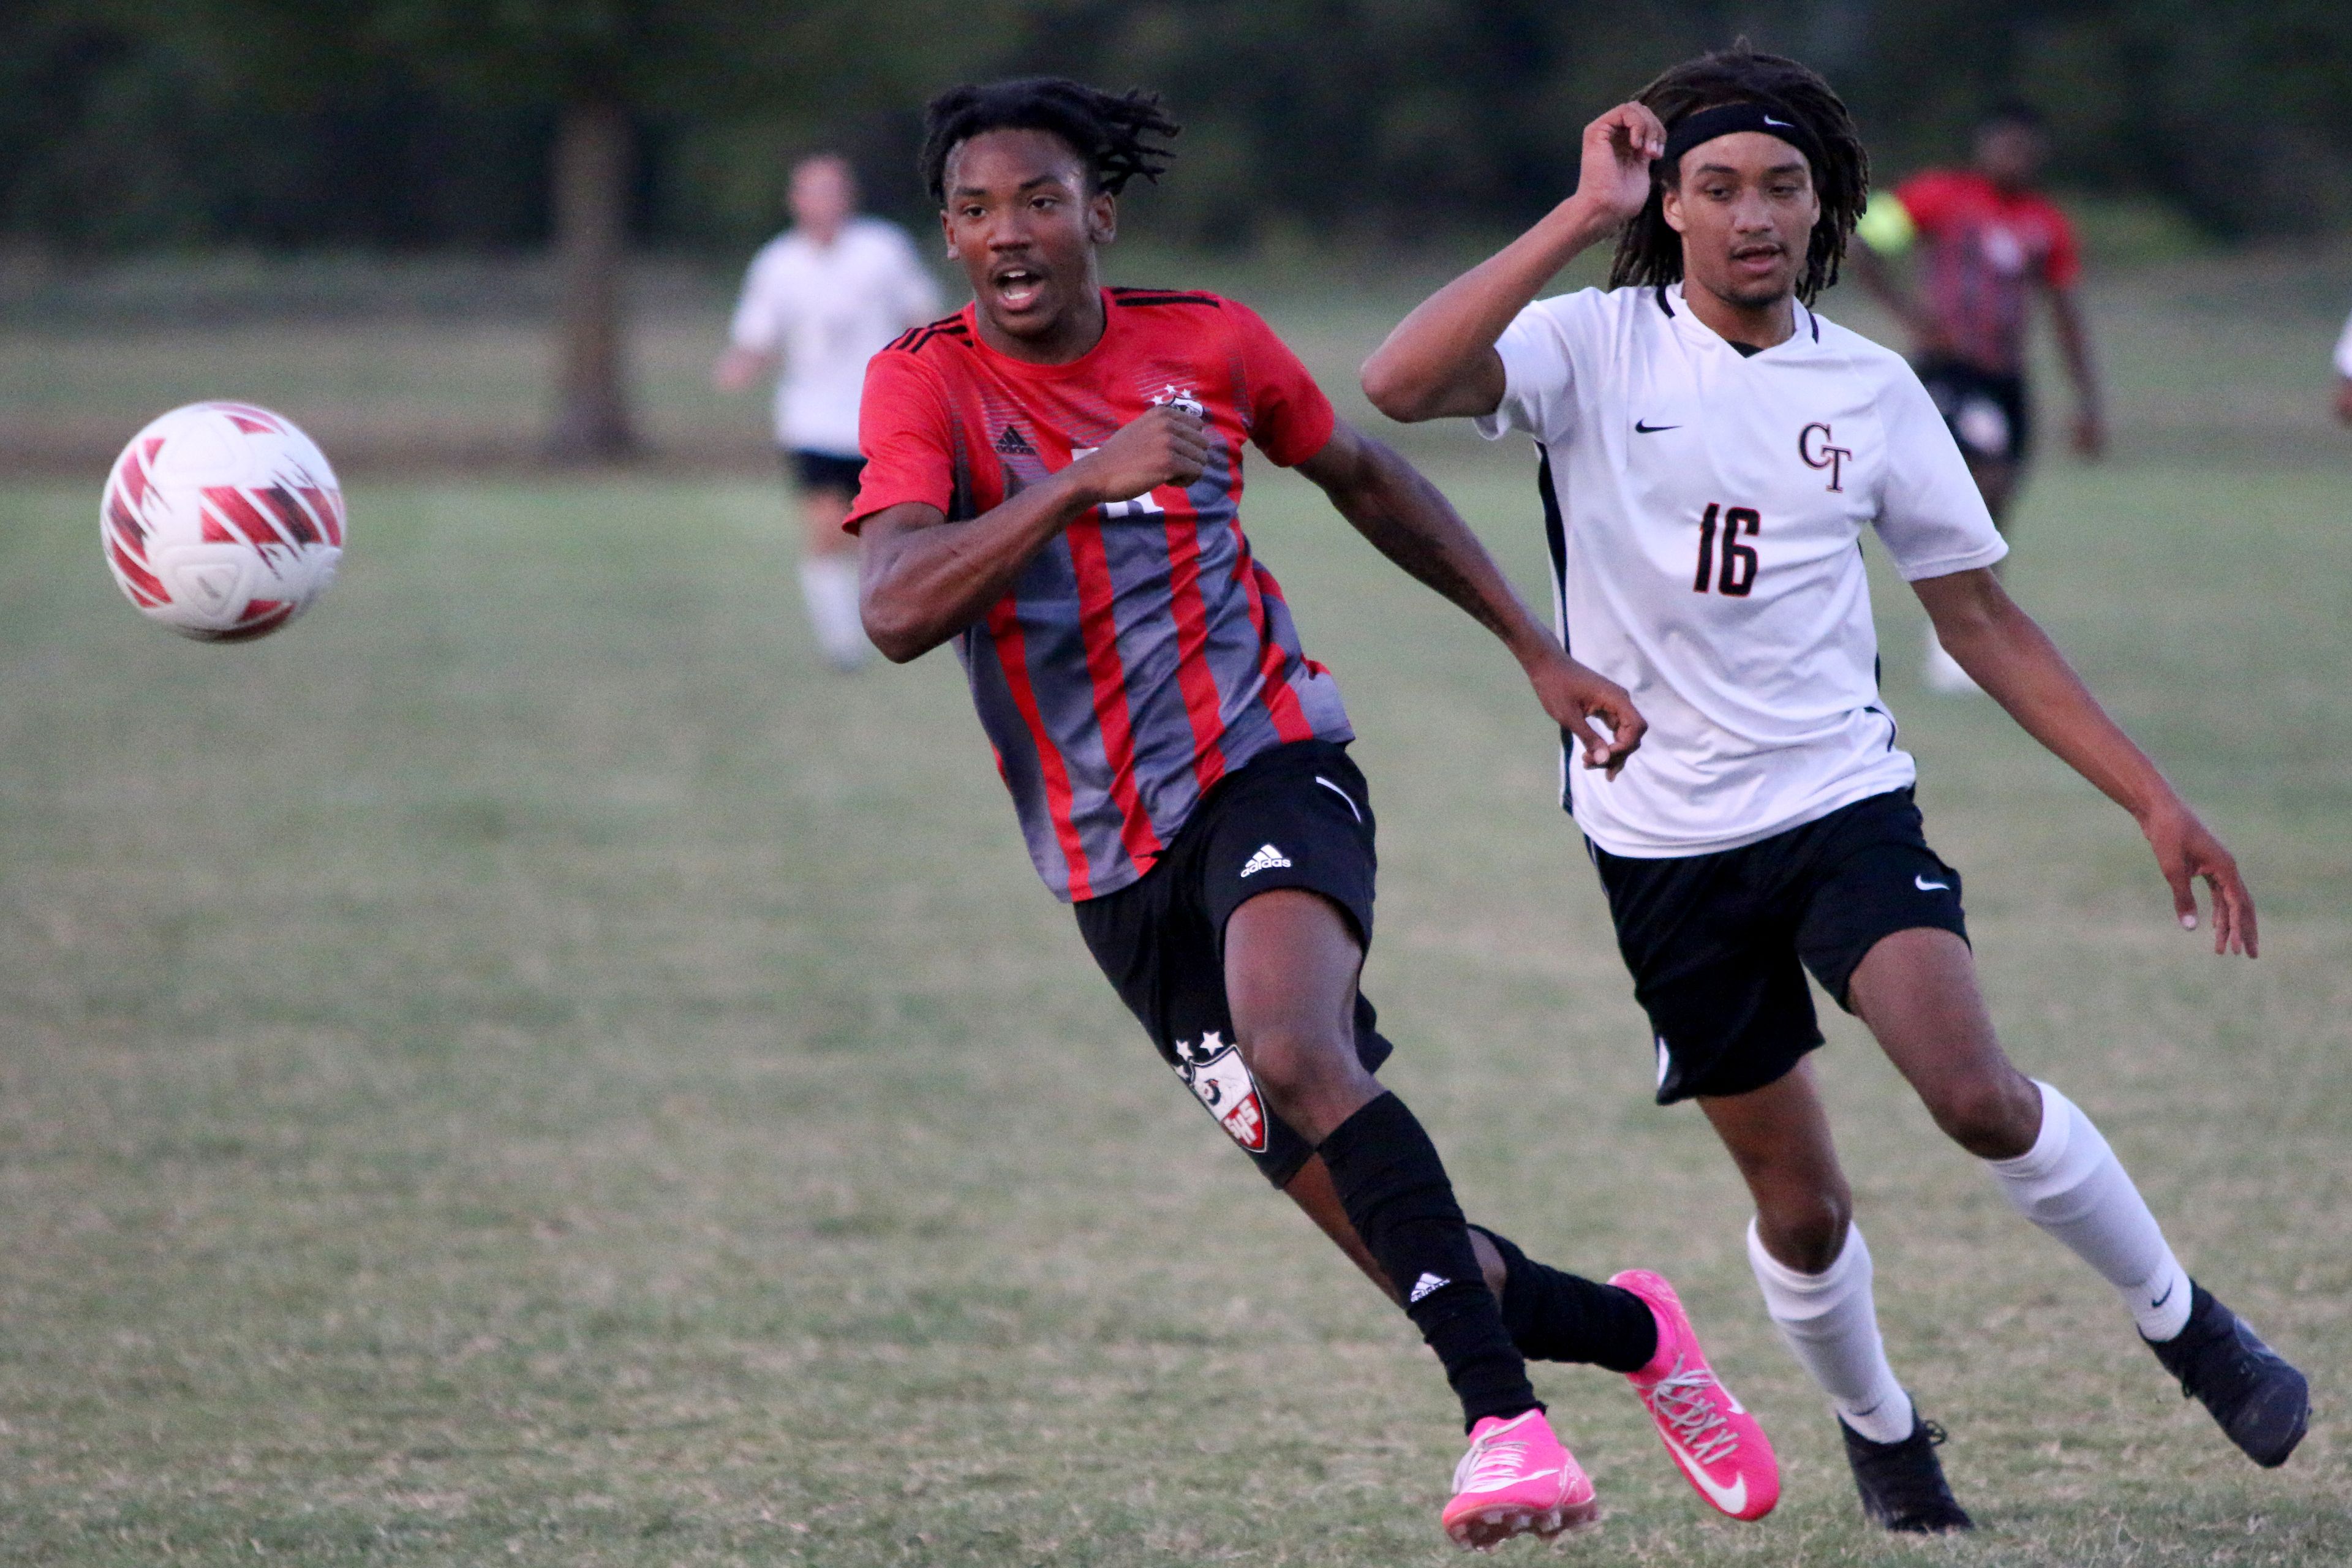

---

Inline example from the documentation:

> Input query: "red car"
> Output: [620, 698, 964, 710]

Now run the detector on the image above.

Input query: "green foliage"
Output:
[0, 0, 548, 250]
[6, 1, 2352, 251]
[352, 0, 990, 115]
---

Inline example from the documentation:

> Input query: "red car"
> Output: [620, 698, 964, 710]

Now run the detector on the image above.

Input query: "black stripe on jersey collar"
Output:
[1109, 287, 1220, 308]
[1654, 284, 1820, 344]
[887, 314, 971, 355]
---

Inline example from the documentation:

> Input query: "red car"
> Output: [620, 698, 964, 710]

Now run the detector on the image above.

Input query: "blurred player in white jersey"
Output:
[716, 153, 940, 669]
[1365, 42, 2306, 1535]
[2333, 304, 2352, 424]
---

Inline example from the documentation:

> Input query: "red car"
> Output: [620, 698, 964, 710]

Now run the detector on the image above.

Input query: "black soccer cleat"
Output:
[1839, 1412, 1974, 1533]
[2145, 1281, 2309, 1468]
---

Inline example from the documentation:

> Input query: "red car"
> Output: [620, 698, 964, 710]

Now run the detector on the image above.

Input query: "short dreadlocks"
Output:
[1608, 45, 1869, 305]
[921, 77, 1180, 204]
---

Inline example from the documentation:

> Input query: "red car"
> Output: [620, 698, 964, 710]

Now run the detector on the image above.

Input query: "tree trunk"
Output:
[548, 91, 638, 462]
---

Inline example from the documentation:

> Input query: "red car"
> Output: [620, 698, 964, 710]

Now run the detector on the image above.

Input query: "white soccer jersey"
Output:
[728, 216, 941, 456]
[1477, 282, 2008, 858]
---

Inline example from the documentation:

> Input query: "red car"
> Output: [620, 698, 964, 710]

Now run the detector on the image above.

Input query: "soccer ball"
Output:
[99, 401, 345, 642]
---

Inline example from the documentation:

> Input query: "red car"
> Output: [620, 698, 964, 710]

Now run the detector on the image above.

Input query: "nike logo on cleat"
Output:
[1238, 843, 1291, 878]
[1664, 1442, 1748, 1516]
[1409, 1272, 1451, 1303]
[1915, 875, 1950, 892]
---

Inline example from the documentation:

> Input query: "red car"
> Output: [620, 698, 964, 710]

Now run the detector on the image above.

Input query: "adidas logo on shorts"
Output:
[1238, 843, 1292, 878]
[1409, 1272, 1450, 1303]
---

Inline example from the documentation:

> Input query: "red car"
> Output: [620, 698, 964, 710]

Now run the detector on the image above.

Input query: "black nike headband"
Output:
[1659, 101, 1826, 178]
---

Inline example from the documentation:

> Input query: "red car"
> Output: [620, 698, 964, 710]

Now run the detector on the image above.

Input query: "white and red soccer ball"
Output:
[100, 402, 344, 642]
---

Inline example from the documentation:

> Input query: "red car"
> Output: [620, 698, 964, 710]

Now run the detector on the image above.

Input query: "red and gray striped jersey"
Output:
[1892, 170, 2080, 374]
[848, 288, 1352, 901]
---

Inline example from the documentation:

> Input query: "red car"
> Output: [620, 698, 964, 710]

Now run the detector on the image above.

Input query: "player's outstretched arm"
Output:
[1913, 567, 2256, 957]
[712, 345, 775, 392]
[1360, 103, 1662, 423]
[1296, 420, 1645, 774]
[1846, 245, 1937, 352]
[2046, 285, 2106, 458]
[858, 405, 1208, 661]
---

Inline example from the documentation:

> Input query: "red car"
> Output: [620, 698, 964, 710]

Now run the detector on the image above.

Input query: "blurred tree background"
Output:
[12, 0, 2351, 254]
[7, 0, 2349, 458]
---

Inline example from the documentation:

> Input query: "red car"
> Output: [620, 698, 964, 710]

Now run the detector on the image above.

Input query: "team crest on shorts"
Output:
[1172, 1030, 1268, 1152]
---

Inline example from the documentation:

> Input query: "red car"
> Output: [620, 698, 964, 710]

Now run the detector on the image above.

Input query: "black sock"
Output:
[1471, 1226, 1659, 1374]
[1317, 1093, 1537, 1429]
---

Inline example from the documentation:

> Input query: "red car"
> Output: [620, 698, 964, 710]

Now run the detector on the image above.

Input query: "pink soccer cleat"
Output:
[1611, 1269, 1779, 1521]
[1440, 1408, 1599, 1551]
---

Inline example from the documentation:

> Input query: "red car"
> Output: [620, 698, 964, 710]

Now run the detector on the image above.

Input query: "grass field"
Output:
[3, 263, 2351, 1565]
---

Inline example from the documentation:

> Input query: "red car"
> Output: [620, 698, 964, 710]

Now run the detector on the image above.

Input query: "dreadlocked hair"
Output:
[1608, 43, 1868, 304]
[921, 77, 1180, 204]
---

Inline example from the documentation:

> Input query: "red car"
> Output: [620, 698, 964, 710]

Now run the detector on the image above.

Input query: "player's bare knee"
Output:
[1237, 1022, 1368, 1120]
[1467, 1227, 1507, 1296]
[1758, 1186, 1852, 1273]
[1925, 1066, 2040, 1159]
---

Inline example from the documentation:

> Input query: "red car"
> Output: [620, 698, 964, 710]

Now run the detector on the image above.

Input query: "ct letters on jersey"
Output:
[1799, 422, 1852, 492]
[1172, 1030, 1270, 1152]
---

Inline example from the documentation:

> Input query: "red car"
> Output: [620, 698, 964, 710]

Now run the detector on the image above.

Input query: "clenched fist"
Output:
[1069, 404, 1208, 507]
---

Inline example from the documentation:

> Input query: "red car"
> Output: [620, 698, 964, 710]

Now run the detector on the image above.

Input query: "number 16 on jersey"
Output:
[1694, 503, 1759, 597]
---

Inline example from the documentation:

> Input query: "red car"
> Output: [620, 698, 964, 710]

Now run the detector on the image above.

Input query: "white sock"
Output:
[799, 555, 869, 669]
[1985, 1080, 2193, 1341]
[1746, 1218, 1915, 1443]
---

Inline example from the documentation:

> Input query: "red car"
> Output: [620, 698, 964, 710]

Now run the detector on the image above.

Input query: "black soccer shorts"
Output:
[786, 448, 867, 495]
[1074, 738, 1394, 1188]
[1589, 788, 1970, 1105]
[1914, 356, 2033, 469]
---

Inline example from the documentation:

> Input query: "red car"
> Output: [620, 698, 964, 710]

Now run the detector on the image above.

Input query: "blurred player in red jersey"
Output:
[1852, 104, 2106, 692]
[847, 76, 1782, 1547]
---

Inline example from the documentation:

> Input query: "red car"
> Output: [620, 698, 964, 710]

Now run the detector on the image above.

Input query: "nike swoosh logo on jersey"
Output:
[1660, 1434, 1748, 1515]
[1915, 875, 1950, 892]
[1634, 419, 1679, 433]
